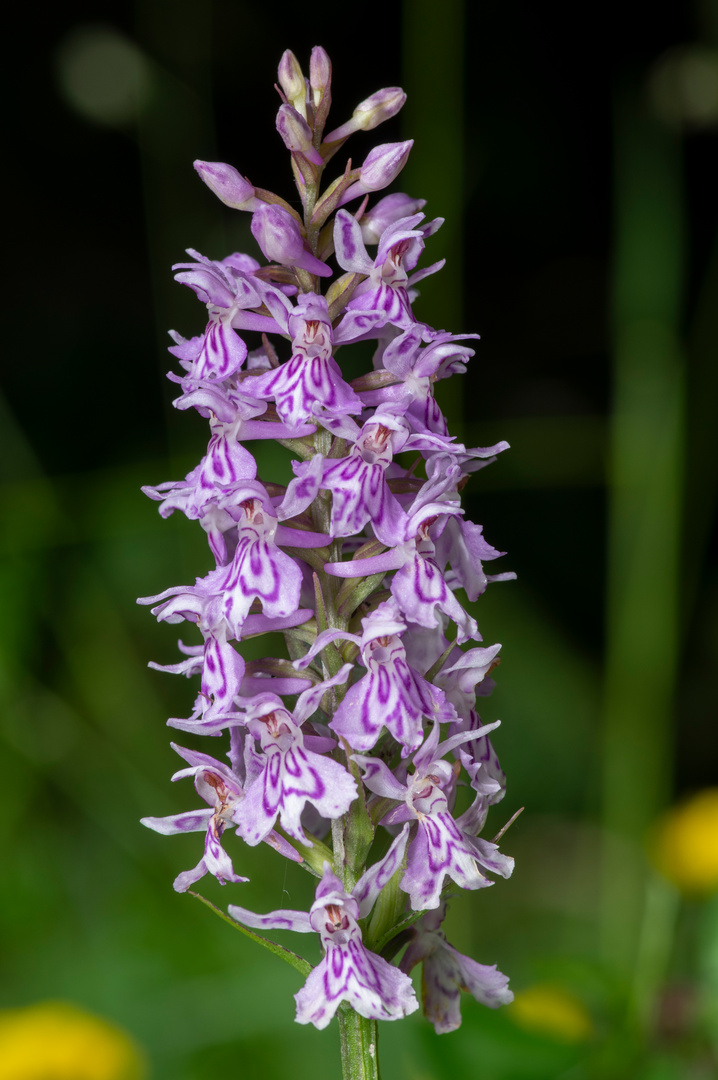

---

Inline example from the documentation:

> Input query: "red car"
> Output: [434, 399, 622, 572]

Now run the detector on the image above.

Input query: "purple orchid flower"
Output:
[324, 508, 480, 645]
[142, 384, 316, 565]
[400, 902, 513, 1032]
[150, 629, 247, 731]
[138, 583, 314, 736]
[141, 49, 518, 1058]
[354, 721, 513, 909]
[141, 743, 301, 892]
[286, 409, 412, 545]
[431, 503, 515, 602]
[148, 619, 315, 736]
[401, 623, 506, 799]
[434, 645, 503, 715]
[295, 599, 457, 755]
[172, 249, 281, 381]
[231, 678, 358, 846]
[241, 292, 362, 426]
[228, 830, 417, 1029]
[333, 210, 444, 341]
[143, 500, 306, 650]
[141, 406, 264, 527]
[199, 486, 331, 636]
[358, 326, 479, 437]
[452, 708, 507, 806]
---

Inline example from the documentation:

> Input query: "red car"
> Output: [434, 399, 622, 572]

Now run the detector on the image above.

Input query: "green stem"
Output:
[628, 873, 680, 1032]
[600, 83, 684, 975]
[295, 133, 387, 1080]
[338, 1008, 380, 1080]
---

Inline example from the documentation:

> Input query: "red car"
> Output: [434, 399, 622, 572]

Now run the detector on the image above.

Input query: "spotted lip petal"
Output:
[242, 292, 362, 426]
[229, 859, 417, 1030]
[401, 808, 493, 909]
[172, 252, 281, 381]
[330, 631, 456, 756]
[295, 936, 418, 1029]
[317, 413, 410, 545]
[243, 352, 362, 427]
[234, 692, 357, 846]
[143, 749, 249, 891]
[390, 546, 480, 645]
[355, 724, 509, 910]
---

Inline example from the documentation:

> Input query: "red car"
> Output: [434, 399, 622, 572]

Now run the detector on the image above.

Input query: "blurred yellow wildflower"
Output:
[651, 788, 718, 895]
[508, 983, 594, 1043]
[0, 1001, 146, 1080]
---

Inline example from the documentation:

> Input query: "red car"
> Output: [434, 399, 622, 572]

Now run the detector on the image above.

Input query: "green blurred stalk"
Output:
[684, 238, 718, 621]
[601, 87, 685, 976]
[338, 1010, 380, 1080]
[401, 0, 465, 438]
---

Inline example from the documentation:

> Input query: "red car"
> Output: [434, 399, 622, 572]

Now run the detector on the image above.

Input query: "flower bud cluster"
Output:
[140, 46, 515, 1035]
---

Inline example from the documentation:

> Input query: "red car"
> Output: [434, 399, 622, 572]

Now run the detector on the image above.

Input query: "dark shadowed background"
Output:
[2, 2, 717, 1077]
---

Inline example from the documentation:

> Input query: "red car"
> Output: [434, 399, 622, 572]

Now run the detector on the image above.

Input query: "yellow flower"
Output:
[0, 1002, 146, 1080]
[508, 984, 594, 1043]
[651, 788, 718, 895]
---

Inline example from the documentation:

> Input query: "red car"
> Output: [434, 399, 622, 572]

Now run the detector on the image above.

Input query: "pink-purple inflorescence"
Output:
[139, 46, 515, 1036]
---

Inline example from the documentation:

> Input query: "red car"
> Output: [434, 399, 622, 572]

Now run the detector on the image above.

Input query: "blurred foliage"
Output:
[2, 0, 718, 1077]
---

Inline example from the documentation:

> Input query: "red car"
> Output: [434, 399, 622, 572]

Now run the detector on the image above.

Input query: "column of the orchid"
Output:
[139, 46, 516, 1080]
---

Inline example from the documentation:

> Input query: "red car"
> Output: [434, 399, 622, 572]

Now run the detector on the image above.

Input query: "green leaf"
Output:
[279, 832, 335, 877]
[424, 640, 456, 684]
[310, 169, 361, 231]
[337, 573, 387, 620]
[276, 437, 316, 461]
[310, 573, 346, 678]
[245, 658, 319, 684]
[371, 906, 428, 958]
[283, 546, 329, 573]
[326, 271, 366, 321]
[341, 748, 375, 884]
[188, 892, 313, 977]
[312, 572, 329, 635]
[365, 863, 407, 953]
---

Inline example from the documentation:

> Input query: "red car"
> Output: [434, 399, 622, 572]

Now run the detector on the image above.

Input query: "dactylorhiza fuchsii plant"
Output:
[139, 46, 518, 1078]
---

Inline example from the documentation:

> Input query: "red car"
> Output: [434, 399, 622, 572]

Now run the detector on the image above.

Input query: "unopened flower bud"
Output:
[309, 46, 332, 106]
[353, 87, 407, 131]
[278, 49, 307, 118]
[360, 141, 413, 190]
[276, 104, 323, 165]
[324, 87, 407, 143]
[193, 160, 261, 211]
[250, 203, 332, 277]
[360, 193, 427, 244]
[337, 141, 413, 207]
